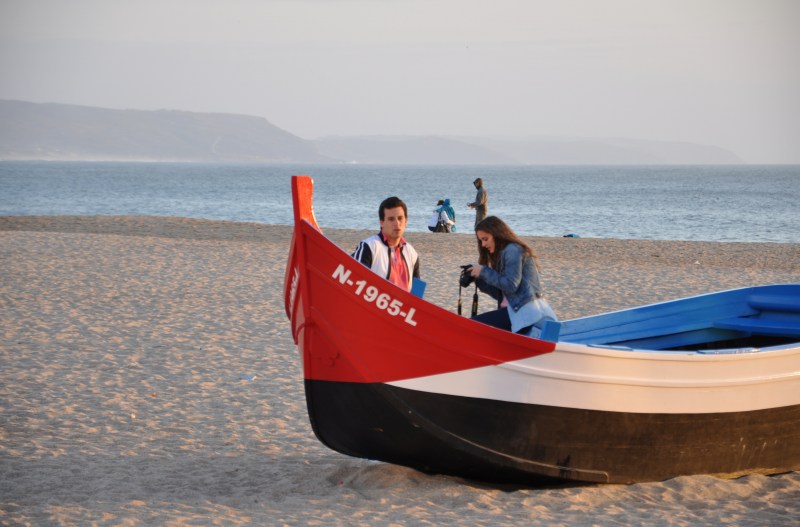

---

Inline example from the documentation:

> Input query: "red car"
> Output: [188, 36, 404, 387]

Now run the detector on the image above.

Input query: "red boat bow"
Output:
[284, 175, 556, 384]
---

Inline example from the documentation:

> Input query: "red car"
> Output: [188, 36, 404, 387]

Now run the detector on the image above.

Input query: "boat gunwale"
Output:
[492, 353, 800, 388]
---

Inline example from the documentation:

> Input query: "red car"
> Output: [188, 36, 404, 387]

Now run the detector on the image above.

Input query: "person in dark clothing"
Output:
[467, 178, 488, 228]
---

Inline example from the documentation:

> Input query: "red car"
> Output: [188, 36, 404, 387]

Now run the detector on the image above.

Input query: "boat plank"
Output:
[713, 317, 800, 337]
[747, 295, 800, 313]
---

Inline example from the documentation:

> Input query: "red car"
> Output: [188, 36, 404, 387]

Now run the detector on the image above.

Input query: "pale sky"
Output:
[1, 0, 798, 163]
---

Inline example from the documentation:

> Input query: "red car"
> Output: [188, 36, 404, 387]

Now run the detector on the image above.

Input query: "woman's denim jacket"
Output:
[475, 242, 541, 312]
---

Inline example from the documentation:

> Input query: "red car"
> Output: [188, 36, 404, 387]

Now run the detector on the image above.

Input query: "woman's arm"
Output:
[477, 244, 523, 296]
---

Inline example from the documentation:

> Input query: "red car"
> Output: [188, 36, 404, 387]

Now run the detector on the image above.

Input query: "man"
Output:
[352, 196, 420, 291]
[467, 177, 488, 228]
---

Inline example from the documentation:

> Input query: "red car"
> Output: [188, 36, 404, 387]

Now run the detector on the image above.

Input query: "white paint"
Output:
[389, 342, 800, 414]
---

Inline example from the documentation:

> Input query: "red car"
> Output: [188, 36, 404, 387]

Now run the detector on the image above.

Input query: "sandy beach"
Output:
[2, 215, 799, 526]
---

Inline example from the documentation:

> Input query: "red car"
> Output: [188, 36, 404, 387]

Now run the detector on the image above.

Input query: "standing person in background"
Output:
[352, 196, 420, 291]
[465, 216, 557, 338]
[467, 178, 488, 228]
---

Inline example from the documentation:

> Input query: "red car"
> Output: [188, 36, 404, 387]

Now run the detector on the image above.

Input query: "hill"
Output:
[314, 135, 743, 165]
[0, 100, 743, 164]
[312, 135, 516, 164]
[455, 136, 744, 165]
[0, 100, 328, 163]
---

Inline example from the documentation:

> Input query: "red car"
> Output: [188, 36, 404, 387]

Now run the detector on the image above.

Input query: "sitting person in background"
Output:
[427, 199, 455, 233]
[440, 198, 456, 232]
[465, 216, 557, 338]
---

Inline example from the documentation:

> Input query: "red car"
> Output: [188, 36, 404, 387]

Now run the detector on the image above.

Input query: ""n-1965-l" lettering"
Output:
[332, 264, 418, 326]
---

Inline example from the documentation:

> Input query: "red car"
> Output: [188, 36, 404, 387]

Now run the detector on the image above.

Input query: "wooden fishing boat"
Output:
[283, 175, 800, 484]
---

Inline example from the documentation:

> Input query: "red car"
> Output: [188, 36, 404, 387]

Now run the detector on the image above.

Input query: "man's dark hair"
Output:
[379, 196, 408, 220]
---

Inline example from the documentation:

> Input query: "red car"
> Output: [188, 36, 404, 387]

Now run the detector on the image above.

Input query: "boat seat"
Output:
[539, 320, 562, 342]
[748, 296, 800, 313]
[713, 317, 800, 338]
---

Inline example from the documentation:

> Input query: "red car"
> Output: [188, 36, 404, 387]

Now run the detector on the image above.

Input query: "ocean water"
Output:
[1, 161, 798, 243]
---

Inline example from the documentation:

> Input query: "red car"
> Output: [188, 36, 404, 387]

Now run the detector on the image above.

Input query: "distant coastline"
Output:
[0, 99, 744, 165]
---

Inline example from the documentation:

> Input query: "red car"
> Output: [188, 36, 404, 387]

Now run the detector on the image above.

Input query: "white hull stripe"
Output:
[389, 346, 800, 414]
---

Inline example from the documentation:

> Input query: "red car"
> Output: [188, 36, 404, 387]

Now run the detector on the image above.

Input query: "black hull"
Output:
[305, 379, 800, 484]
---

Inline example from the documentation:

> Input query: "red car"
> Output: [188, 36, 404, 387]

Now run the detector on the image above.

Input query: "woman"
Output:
[466, 216, 557, 338]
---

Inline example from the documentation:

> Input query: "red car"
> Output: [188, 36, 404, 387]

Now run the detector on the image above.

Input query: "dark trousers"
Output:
[472, 307, 533, 335]
[472, 308, 511, 331]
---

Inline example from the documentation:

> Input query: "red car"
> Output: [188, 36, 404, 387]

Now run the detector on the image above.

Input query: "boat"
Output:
[283, 175, 800, 485]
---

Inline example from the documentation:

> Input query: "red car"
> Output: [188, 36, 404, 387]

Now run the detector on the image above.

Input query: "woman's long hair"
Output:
[475, 216, 540, 272]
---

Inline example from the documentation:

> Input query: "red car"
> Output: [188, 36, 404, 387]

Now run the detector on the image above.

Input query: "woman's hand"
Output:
[469, 264, 483, 278]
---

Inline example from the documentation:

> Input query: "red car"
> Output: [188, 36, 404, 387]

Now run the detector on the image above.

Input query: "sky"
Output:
[1, 0, 798, 163]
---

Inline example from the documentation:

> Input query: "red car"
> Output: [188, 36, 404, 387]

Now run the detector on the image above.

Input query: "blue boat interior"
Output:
[558, 284, 800, 352]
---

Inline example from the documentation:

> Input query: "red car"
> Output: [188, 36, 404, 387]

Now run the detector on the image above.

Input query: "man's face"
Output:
[380, 206, 407, 246]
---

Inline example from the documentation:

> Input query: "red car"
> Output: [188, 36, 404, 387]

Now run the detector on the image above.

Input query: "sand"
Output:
[1, 215, 798, 526]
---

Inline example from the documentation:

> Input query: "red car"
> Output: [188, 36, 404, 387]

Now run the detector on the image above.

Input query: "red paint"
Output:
[285, 176, 555, 384]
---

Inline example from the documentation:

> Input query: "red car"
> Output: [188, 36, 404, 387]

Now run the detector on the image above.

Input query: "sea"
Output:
[1, 161, 798, 243]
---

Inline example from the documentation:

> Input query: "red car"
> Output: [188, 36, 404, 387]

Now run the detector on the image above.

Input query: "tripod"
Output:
[458, 282, 479, 317]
